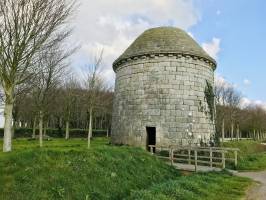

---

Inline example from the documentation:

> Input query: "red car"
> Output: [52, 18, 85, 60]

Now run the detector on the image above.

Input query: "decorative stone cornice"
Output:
[113, 52, 217, 72]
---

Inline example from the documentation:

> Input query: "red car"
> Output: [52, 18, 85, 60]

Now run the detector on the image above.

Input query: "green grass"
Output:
[0, 138, 107, 154]
[128, 172, 251, 200]
[0, 138, 252, 200]
[223, 140, 266, 171]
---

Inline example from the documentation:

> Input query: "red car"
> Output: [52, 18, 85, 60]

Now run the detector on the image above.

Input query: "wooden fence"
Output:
[148, 145, 239, 172]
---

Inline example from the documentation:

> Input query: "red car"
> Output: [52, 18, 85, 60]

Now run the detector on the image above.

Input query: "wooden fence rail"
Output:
[148, 145, 239, 172]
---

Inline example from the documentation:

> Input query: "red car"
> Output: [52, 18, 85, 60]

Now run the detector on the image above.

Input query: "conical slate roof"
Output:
[113, 27, 216, 69]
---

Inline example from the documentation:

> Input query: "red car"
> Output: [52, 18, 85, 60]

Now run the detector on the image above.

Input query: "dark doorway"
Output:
[146, 127, 156, 152]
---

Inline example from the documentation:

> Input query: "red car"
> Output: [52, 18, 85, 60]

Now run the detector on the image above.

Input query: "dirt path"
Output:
[237, 171, 266, 200]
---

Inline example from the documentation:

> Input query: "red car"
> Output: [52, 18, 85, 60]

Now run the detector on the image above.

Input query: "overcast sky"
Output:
[69, 0, 266, 108]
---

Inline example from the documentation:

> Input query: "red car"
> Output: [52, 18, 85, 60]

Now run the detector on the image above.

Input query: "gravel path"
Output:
[237, 171, 266, 200]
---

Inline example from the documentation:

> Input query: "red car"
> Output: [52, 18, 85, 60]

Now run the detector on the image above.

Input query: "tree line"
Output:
[215, 79, 266, 142]
[10, 74, 113, 140]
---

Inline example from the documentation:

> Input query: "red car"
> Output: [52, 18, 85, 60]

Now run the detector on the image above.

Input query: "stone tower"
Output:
[111, 27, 216, 148]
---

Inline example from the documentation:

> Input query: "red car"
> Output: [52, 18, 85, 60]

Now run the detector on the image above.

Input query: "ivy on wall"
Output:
[204, 80, 215, 121]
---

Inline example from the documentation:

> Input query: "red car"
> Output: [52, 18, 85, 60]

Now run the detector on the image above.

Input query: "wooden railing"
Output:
[148, 145, 239, 172]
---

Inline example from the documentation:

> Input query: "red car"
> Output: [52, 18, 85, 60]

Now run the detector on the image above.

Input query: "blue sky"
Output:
[190, 0, 266, 102]
[71, 0, 266, 106]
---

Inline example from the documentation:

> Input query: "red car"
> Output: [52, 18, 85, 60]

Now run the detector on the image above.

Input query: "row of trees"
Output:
[215, 79, 266, 142]
[11, 70, 113, 141]
[0, 0, 113, 152]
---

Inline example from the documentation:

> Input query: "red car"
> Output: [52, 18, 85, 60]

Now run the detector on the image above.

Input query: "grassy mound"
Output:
[0, 140, 179, 200]
[128, 172, 250, 200]
[224, 140, 266, 171]
[0, 138, 252, 200]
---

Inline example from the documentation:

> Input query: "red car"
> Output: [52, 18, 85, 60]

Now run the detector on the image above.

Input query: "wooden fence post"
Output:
[194, 150, 198, 172]
[222, 152, 225, 169]
[222, 118, 225, 143]
[169, 148, 174, 166]
[188, 148, 191, 164]
[210, 148, 213, 168]
[234, 150, 238, 167]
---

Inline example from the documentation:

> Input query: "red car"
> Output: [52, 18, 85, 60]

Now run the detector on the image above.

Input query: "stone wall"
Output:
[111, 54, 215, 147]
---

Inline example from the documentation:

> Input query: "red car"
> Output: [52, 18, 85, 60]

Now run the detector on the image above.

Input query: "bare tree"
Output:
[215, 80, 228, 142]
[0, 0, 76, 152]
[225, 87, 241, 140]
[101, 91, 113, 137]
[215, 79, 241, 141]
[84, 50, 107, 148]
[62, 76, 80, 139]
[33, 44, 70, 147]
[5, 80, 114, 137]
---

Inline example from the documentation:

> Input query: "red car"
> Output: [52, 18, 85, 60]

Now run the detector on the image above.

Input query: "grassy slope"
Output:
[223, 140, 266, 171]
[0, 139, 179, 200]
[0, 138, 251, 200]
[128, 172, 250, 200]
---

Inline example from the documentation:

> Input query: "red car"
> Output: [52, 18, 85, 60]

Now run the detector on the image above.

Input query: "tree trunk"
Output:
[236, 124, 240, 141]
[11, 120, 15, 139]
[100, 116, 103, 129]
[65, 120, 69, 140]
[94, 117, 97, 130]
[3, 103, 13, 152]
[88, 107, 93, 148]
[58, 117, 63, 135]
[231, 122, 234, 141]
[44, 121, 47, 137]
[39, 111, 43, 147]
[32, 116, 37, 139]
[222, 118, 225, 143]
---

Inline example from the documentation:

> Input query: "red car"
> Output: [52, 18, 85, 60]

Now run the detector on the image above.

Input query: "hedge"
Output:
[0, 128, 108, 138]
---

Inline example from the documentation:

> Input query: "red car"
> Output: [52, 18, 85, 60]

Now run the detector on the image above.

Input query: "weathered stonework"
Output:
[111, 27, 216, 148]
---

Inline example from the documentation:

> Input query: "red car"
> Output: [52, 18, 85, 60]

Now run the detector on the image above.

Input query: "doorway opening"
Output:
[146, 127, 156, 152]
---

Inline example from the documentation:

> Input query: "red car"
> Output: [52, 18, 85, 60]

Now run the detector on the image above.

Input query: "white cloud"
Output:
[215, 75, 266, 110]
[240, 97, 266, 110]
[202, 38, 221, 60]
[215, 74, 266, 110]
[215, 74, 236, 89]
[70, 0, 201, 85]
[243, 79, 251, 86]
